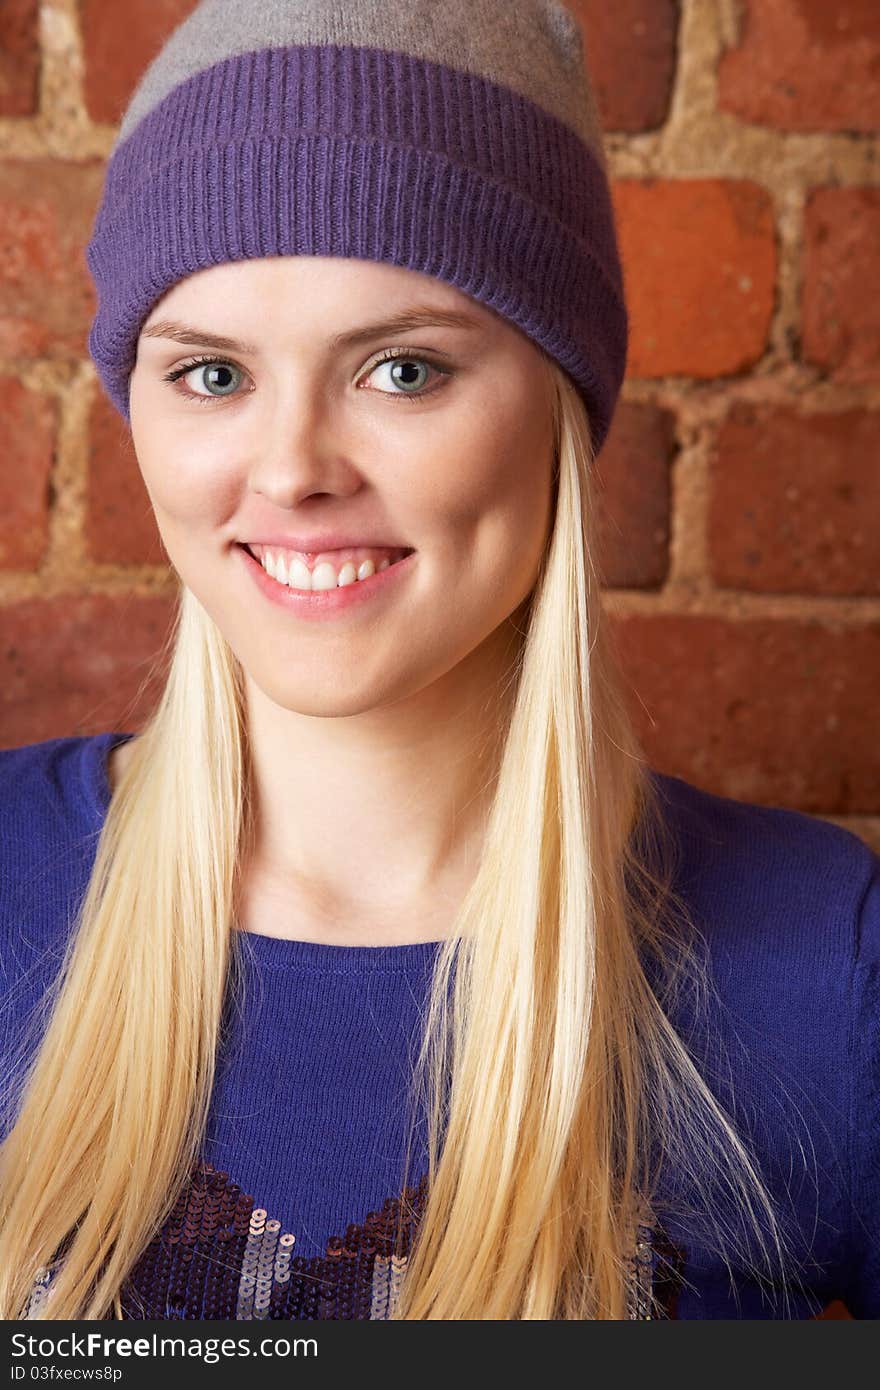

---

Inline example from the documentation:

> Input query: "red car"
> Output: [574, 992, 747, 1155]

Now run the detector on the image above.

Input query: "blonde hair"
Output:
[0, 364, 794, 1318]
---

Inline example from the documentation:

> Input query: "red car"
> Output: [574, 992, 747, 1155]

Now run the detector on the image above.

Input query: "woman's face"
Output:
[128, 256, 557, 717]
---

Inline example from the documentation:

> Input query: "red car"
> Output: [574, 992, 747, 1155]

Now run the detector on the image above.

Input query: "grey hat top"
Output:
[86, 0, 627, 454]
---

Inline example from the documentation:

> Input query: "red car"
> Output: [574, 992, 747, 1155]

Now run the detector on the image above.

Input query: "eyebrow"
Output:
[139, 306, 485, 355]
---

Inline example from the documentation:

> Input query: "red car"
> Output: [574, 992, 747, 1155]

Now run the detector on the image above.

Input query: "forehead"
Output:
[142, 256, 492, 324]
[136, 256, 540, 371]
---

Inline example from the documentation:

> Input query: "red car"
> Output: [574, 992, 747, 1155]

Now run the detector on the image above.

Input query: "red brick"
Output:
[81, 0, 200, 126]
[719, 0, 880, 132]
[0, 377, 55, 570]
[0, 160, 104, 359]
[0, 595, 175, 748]
[594, 401, 675, 588]
[567, 0, 679, 133]
[802, 188, 880, 384]
[708, 404, 880, 596]
[86, 391, 165, 565]
[0, 0, 40, 117]
[610, 613, 880, 812]
[613, 180, 776, 379]
[816, 1301, 853, 1319]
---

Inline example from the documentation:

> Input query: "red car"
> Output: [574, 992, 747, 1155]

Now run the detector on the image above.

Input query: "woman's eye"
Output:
[161, 350, 450, 406]
[362, 352, 449, 402]
[162, 357, 246, 405]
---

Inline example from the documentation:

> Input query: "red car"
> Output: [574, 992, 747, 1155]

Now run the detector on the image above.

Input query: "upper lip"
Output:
[239, 535, 413, 553]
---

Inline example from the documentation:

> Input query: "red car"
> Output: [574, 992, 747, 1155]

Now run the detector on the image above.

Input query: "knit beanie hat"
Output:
[85, 0, 628, 456]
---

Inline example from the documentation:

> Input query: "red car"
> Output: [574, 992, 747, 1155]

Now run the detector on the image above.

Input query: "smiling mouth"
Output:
[238, 542, 415, 592]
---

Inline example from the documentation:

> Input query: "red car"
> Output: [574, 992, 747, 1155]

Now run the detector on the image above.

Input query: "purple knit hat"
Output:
[86, 0, 628, 455]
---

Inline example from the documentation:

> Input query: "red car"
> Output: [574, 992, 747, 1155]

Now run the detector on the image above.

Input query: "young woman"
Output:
[0, 0, 877, 1321]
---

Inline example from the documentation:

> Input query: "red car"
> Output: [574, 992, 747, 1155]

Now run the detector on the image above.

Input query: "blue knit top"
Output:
[1, 732, 877, 1319]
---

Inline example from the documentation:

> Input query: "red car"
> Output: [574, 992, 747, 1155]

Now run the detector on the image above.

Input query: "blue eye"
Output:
[362, 351, 449, 403]
[161, 349, 452, 406]
[162, 356, 246, 405]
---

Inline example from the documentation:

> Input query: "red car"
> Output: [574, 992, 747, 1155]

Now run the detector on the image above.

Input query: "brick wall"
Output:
[0, 0, 874, 1325]
[0, 0, 878, 859]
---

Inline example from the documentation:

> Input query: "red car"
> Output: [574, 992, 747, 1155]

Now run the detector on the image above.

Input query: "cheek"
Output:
[432, 400, 554, 555]
[130, 379, 244, 528]
[413, 412, 553, 652]
[134, 434, 241, 531]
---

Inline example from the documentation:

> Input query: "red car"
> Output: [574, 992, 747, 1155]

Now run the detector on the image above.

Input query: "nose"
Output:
[246, 376, 361, 508]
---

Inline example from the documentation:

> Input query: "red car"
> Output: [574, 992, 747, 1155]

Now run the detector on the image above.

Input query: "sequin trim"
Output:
[626, 1213, 686, 1319]
[25, 1160, 685, 1319]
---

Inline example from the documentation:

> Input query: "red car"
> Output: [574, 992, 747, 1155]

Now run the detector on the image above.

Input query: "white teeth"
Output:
[311, 562, 339, 591]
[256, 550, 400, 591]
[287, 556, 311, 589]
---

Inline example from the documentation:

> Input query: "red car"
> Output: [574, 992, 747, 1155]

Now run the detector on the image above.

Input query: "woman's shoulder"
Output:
[0, 730, 130, 984]
[646, 767, 878, 1132]
[0, 729, 129, 836]
[648, 770, 880, 1316]
[648, 767, 878, 975]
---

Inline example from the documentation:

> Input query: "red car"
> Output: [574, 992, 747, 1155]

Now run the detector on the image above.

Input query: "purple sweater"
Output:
[1, 731, 877, 1320]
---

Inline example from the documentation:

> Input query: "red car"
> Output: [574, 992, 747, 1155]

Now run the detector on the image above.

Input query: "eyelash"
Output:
[160, 349, 451, 407]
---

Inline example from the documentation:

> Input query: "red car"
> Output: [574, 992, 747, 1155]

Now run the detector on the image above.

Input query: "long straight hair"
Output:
[0, 364, 793, 1318]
